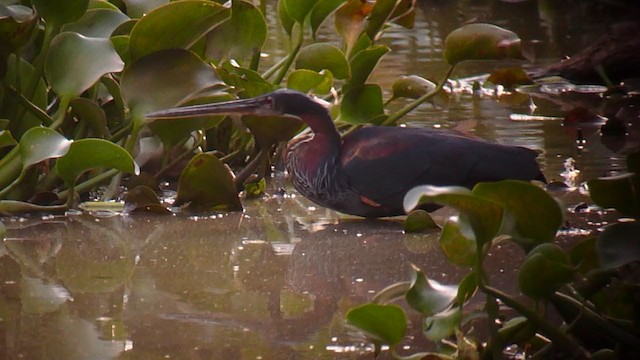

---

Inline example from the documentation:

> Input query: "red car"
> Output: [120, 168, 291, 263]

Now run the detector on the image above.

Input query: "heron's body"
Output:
[147, 89, 546, 218]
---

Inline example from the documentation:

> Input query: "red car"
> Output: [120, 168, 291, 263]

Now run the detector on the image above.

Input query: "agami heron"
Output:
[147, 89, 546, 218]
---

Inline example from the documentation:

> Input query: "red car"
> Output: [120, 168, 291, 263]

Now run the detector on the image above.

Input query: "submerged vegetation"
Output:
[1, 0, 639, 359]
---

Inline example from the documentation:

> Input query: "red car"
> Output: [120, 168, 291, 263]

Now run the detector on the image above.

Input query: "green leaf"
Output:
[569, 237, 599, 274]
[472, 180, 563, 252]
[124, 185, 170, 214]
[443, 23, 524, 65]
[55, 138, 138, 186]
[0, 4, 38, 51]
[588, 173, 640, 217]
[596, 222, 640, 270]
[340, 84, 385, 124]
[176, 153, 242, 211]
[518, 243, 574, 299]
[32, 0, 89, 27]
[217, 62, 275, 98]
[277, 0, 295, 36]
[404, 209, 438, 233]
[423, 306, 461, 342]
[128, 0, 230, 61]
[62, 8, 129, 38]
[389, 0, 415, 29]
[347, 44, 389, 87]
[45, 32, 124, 99]
[439, 216, 477, 267]
[284, 0, 318, 23]
[404, 185, 503, 247]
[346, 303, 407, 347]
[205, 0, 267, 63]
[244, 177, 266, 199]
[310, 0, 344, 38]
[0, 130, 16, 148]
[122, 0, 168, 18]
[19, 127, 72, 171]
[392, 75, 436, 100]
[364, 0, 397, 40]
[242, 115, 304, 148]
[121, 49, 224, 122]
[287, 69, 333, 94]
[455, 271, 477, 305]
[405, 265, 457, 316]
[69, 98, 108, 137]
[295, 43, 350, 80]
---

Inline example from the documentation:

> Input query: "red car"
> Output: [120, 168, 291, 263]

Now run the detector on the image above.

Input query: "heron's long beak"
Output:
[145, 95, 281, 119]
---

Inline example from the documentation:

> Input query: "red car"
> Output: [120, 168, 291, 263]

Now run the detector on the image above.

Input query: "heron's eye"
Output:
[265, 96, 274, 108]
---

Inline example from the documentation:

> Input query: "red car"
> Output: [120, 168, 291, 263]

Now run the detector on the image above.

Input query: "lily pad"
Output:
[296, 43, 350, 80]
[45, 32, 124, 99]
[55, 138, 138, 186]
[128, 0, 230, 60]
[340, 84, 385, 124]
[346, 303, 407, 347]
[176, 153, 242, 211]
[405, 265, 457, 316]
[443, 23, 524, 65]
[32, 0, 89, 27]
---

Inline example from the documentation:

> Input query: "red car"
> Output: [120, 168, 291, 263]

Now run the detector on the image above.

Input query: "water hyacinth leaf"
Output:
[518, 243, 574, 300]
[405, 265, 457, 316]
[31, 0, 89, 27]
[340, 84, 384, 124]
[283, 0, 318, 23]
[588, 173, 640, 217]
[176, 153, 242, 211]
[372, 281, 411, 305]
[472, 180, 562, 251]
[2, 55, 47, 138]
[55, 138, 138, 186]
[345, 303, 406, 347]
[277, 0, 295, 36]
[498, 317, 535, 345]
[389, 0, 416, 29]
[88, 0, 121, 11]
[404, 209, 438, 233]
[122, 49, 223, 121]
[350, 33, 373, 59]
[128, 0, 230, 61]
[364, 0, 397, 40]
[335, 0, 372, 53]
[439, 216, 477, 267]
[0, 130, 16, 148]
[287, 69, 333, 94]
[205, 0, 267, 63]
[244, 177, 266, 199]
[443, 23, 524, 65]
[62, 8, 129, 38]
[570, 237, 599, 274]
[217, 62, 275, 98]
[296, 43, 350, 80]
[404, 185, 503, 247]
[596, 222, 640, 270]
[124, 185, 170, 214]
[0, 4, 38, 51]
[45, 32, 124, 99]
[456, 271, 477, 305]
[242, 115, 304, 148]
[69, 98, 108, 137]
[348, 45, 389, 87]
[486, 67, 533, 88]
[423, 306, 461, 342]
[392, 75, 436, 100]
[19, 127, 72, 171]
[123, 0, 169, 18]
[310, 0, 344, 38]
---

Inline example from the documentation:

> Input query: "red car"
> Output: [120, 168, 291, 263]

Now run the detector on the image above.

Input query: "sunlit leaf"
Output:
[443, 23, 524, 65]
[295, 43, 350, 80]
[404, 209, 438, 233]
[335, 0, 372, 53]
[310, 0, 344, 38]
[176, 153, 242, 211]
[439, 216, 477, 266]
[19, 127, 72, 171]
[55, 138, 138, 186]
[405, 265, 457, 316]
[128, 0, 230, 60]
[424, 306, 461, 342]
[287, 69, 333, 94]
[205, 0, 267, 63]
[277, 0, 295, 36]
[596, 222, 640, 270]
[392, 75, 436, 100]
[347, 44, 389, 87]
[518, 243, 574, 299]
[404, 185, 503, 247]
[284, 0, 318, 23]
[62, 8, 129, 38]
[346, 303, 406, 347]
[45, 32, 124, 99]
[340, 84, 384, 124]
[364, 0, 397, 40]
[472, 180, 562, 252]
[588, 173, 640, 217]
[32, 0, 89, 27]
[122, 49, 223, 122]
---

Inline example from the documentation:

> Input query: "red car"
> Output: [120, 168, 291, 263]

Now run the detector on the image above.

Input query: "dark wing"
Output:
[340, 126, 544, 207]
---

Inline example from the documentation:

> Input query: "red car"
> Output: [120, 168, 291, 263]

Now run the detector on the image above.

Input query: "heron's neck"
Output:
[300, 112, 341, 145]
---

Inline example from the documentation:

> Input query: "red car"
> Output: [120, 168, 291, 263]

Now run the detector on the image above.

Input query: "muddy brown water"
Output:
[1, 1, 637, 359]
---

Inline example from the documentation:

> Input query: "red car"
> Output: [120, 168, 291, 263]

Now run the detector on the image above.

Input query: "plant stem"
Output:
[234, 149, 265, 192]
[5, 85, 54, 126]
[57, 169, 119, 201]
[49, 96, 71, 130]
[273, 23, 304, 85]
[382, 64, 456, 126]
[263, 56, 288, 80]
